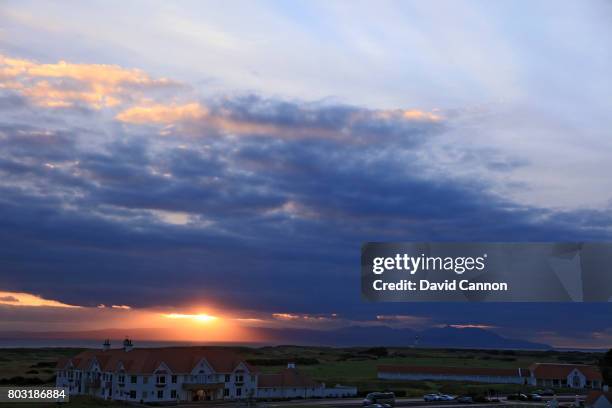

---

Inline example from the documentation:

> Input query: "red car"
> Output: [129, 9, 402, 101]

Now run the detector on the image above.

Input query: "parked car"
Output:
[456, 396, 474, 403]
[541, 389, 556, 397]
[529, 394, 543, 401]
[424, 393, 441, 402]
[439, 395, 455, 401]
[365, 404, 392, 408]
[507, 393, 529, 401]
[363, 392, 396, 407]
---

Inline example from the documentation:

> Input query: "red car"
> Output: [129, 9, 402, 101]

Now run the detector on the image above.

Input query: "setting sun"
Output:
[162, 313, 218, 323]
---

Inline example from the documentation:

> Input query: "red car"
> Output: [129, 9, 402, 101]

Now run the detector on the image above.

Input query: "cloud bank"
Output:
[0, 52, 611, 348]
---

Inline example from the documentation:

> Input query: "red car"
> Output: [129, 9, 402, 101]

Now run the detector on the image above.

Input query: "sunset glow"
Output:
[162, 313, 219, 323]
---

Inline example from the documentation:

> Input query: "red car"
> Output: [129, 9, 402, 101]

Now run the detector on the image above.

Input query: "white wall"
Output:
[257, 386, 324, 399]
[378, 371, 525, 384]
[324, 385, 358, 398]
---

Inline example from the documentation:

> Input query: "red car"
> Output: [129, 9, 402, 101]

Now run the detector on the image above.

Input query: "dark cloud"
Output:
[0, 90, 611, 343]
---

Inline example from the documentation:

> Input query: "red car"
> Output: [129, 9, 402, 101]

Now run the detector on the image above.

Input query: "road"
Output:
[168, 395, 585, 408]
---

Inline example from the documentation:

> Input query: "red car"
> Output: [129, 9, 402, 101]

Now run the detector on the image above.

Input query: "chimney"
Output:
[287, 362, 296, 369]
[123, 337, 133, 352]
[102, 339, 111, 351]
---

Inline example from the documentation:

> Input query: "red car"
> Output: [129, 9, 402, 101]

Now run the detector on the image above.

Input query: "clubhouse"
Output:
[56, 339, 356, 403]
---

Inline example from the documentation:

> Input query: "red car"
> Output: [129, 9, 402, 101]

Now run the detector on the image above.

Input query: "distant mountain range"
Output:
[257, 325, 551, 350]
[0, 325, 551, 350]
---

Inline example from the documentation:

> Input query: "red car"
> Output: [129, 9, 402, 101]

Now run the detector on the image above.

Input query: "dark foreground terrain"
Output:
[0, 346, 604, 398]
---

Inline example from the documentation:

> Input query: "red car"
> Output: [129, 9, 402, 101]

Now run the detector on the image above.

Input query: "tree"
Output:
[600, 349, 612, 385]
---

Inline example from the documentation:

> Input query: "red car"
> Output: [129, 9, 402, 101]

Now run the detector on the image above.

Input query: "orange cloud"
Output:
[0, 54, 177, 109]
[2, 53, 443, 141]
[446, 324, 498, 329]
[115, 103, 207, 124]
[0, 290, 80, 308]
[115, 102, 443, 140]
[402, 109, 442, 121]
[115, 102, 342, 139]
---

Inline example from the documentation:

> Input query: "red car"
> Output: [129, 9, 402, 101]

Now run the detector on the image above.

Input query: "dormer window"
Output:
[156, 375, 166, 385]
[572, 373, 581, 388]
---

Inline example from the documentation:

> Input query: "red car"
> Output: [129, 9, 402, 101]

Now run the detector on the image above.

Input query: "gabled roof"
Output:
[378, 365, 530, 378]
[529, 363, 602, 381]
[258, 368, 320, 388]
[56, 347, 253, 375]
[585, 391, 612, 406]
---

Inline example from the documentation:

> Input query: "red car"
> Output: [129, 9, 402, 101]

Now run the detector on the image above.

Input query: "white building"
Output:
[56, 339, 258, 403]
[257, 363, 326, 399]
[378, 365, 529, 384]
[378, 363, 603, 389]
[529, 363, 603, 389]
[56, 340, 357, 403]
[323, 384, 359, 398]
[585, 391, 612, 408]
[253, 363, 357, 399]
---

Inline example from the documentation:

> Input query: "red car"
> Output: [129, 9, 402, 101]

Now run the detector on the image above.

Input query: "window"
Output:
[129, 390, 136, 399]
[171, 390, 177, 399]
[118, 374, 125, 384]
[131, 376, 137, 384]
[156, 375, 166, 384]
[225, 374, 230, 382]
[157, 390, 164, 399]
[142, 391, 147, 399]
[235, 374, 244, 382]
[171, 375, 177, 384]
[224, 388, 230, 397]
[143, 377, 149, 384]
[236, 388, 242, 396]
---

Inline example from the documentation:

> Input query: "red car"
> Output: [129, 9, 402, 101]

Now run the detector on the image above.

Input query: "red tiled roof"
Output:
[258, 368, 320, 388]
[378, 365, 529, 378]
[585, 391, 612, 406]
[529, 363, 602, 381]
[56, 347, 252, 374]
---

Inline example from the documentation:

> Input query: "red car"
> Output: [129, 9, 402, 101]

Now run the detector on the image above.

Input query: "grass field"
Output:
[0, 348, 84, 385]
[240, 346, 603, 396]
[0, 346, 604, 397]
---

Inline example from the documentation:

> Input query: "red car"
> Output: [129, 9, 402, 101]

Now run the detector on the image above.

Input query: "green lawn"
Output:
[0, 348, 84, 385]
[241, 346, 602, 397]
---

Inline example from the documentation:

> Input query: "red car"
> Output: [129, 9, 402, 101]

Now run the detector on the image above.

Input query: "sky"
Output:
[0, 0, 611, 349]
